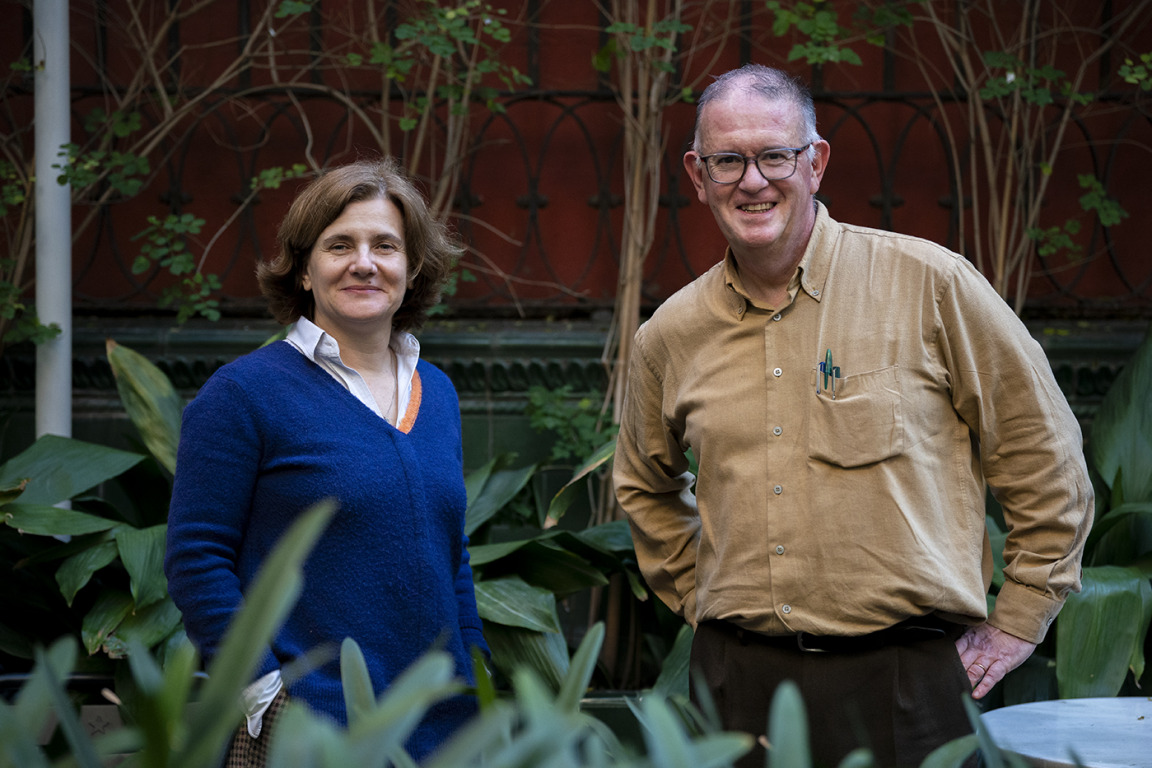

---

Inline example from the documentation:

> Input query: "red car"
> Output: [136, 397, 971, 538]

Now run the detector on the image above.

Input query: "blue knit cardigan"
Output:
[165, 341, 488, 758]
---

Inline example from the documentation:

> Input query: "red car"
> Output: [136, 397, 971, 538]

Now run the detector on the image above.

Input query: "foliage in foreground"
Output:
[2, 497, 1030, 768]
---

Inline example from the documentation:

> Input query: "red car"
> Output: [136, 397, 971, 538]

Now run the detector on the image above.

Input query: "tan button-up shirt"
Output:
[614, 203, 1093, 644]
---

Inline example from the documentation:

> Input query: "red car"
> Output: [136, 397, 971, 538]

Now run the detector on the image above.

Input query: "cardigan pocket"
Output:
[808, 365, 904, 468]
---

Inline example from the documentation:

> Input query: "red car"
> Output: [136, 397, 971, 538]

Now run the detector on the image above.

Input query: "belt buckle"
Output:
[796, 632, 828, 653]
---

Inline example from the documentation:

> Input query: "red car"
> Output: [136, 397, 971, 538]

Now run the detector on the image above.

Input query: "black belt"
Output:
[714, 614, 961, 654]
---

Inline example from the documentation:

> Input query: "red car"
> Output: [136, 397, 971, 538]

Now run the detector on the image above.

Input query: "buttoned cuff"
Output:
[987, 580, 1064, 644]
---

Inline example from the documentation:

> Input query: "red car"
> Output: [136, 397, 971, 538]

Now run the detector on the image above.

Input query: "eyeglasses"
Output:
[698, 144, 812, 184]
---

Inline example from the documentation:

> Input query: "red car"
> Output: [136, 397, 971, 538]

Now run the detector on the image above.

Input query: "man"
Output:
[613, 63, 1093, 768]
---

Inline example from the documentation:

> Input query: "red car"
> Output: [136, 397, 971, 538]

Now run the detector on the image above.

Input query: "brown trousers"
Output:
[691, 619, 975, 768]
[225, 688, 289, 768]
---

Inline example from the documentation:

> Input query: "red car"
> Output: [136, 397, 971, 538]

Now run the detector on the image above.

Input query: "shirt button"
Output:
[775, 545, 785, 555]
[812, 289, 821, 297]
[773, 426, 783, 436]
[773, 367, 783, 377]
[773, 485, 783, 495]
[782, 604, 792, 614]
[772, 313, 782, 321]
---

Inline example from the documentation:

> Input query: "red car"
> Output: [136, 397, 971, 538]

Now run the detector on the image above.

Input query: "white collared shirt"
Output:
[285, 316, 420, 424]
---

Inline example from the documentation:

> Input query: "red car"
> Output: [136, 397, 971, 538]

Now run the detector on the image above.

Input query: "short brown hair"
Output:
[257, 158, 462, 333]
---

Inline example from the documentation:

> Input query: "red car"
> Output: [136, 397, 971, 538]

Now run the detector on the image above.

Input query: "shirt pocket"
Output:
[808, 365, 904, 468]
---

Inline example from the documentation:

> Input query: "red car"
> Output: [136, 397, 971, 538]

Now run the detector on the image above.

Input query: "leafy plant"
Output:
[2, 596, 753, 767]
[0, 338, 189, 674]
[761, 0, 1143, 313]
[981, 324, 1152, 702]
[1056, 324, 1152, 698]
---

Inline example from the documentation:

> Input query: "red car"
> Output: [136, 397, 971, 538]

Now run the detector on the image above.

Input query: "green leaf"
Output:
[0, 478, 27, 506]
[556, 622, 603, 713]
[2, 503, 118, 536]
[341, 636, 375, 727]
[344, 647, 459, 758]
[475, 538, 608, 596]
[768, 680, 812, 768]
[592, 39, 618, 72]
[103, 597, 183, 656]
[474, 575, 561, 632]
[81, 590, 135, 655]
[0, 434, 144, 507]
[986, 515, 1007, 589]
[6, 636, 77, 754]
[651, 623, 693, 700]
[482, 622, 569, 692]
[547, 439, 615, 523]
[115, 524, 168, 609]
[919, 733, 980, 768]
[1056, 564, 1152, 697]
[179, 500, 336, 768]
[107, 339, 184, 474]
[1090, 326, 1152, 505]
[464, 458, 537, 535]
[56, 538, 118, 605]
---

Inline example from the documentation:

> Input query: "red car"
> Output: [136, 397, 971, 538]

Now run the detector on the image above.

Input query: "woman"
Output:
[165, 158, 488, 765]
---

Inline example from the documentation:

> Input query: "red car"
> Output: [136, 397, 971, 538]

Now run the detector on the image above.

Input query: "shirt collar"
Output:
[722, 200, 832, 318]
[285, 316, 421, 373]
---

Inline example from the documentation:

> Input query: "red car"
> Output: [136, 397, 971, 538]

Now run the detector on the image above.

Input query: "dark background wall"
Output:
[2, 0, 1150, 467]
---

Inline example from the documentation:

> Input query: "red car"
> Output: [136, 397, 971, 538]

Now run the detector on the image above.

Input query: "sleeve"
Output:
[164, 373, 279, 678]
[454, 533, 490, 663]
[937, 259, 1094, 643]
[612, 323, 702, 625]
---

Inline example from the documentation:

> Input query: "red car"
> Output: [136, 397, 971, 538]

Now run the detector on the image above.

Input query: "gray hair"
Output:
[692, 64, 821, 153]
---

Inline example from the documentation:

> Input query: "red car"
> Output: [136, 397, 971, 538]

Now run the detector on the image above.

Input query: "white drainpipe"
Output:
[34, 0, 72, 440]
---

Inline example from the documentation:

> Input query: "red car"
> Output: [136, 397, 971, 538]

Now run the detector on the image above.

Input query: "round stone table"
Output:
[981, 697, 1151, 767]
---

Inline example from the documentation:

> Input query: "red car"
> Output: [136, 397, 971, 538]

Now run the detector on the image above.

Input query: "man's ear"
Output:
[683, 151, 709, 204]
[808, 140, 831, 195]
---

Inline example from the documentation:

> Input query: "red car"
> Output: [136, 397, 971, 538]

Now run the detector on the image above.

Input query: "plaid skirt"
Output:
[225, 688, 288, 768]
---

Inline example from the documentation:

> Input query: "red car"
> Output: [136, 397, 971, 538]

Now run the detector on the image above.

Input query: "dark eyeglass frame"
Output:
[698, 143, 813, 184]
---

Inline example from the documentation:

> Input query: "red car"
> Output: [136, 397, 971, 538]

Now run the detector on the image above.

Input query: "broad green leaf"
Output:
[36, 644, 103, 768]
[573, 518, 635, 554]
[465, 460, 537, 536]
[1, 503, 118, 536]
[115, 524, 168, 609]
[547, 439, 616, 524]
[107, 339, 185, 475]
[468, 539, 529, 567]
[0, 434, 143, 507]
[180, 500, 335, 768]
[265, 703, 344, 766]
[341, 636, 375, 726]
[480, 539, 608, 596]
[985, 514, 1007, 589]
[1090, 327, 1152, 504]
[10, 636, 77, 748]
[639, 693, 704, 768]
[1056, 564, 1152, 697]
[556, 622, 603, 713]
[1086, 503, 1152, 566]
[0, 478, 28, 506]
[103, 597, 183, 656]
[421, 702, 519, 768]
[483, 622, 569, 691]
[474, 575, 561, 632]
[345, 649, 459, 760]
[81, 590, 135, 655]
[919, 733, 980, 768]
[652, 623, 693, 699]
[768, 680, 812, 768]
[56, 539, 118, 605]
